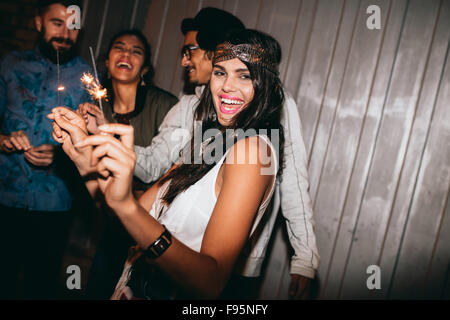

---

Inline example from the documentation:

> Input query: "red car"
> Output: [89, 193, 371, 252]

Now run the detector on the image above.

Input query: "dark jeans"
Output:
[0, 205, 71, 300]
[220, 275, 261, 300]
[86, 213, 135, 299]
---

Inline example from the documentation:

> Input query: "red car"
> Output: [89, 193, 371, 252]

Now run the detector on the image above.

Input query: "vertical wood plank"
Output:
[94, 0, 110, 58]
[253, 0, 302, 81]
[225, 0, 262, 29]
[323, 0, 407, 299]
[255, 0, 277, 33]
[142, 0, 169, 68]
[319, 0, 403, 299]
[96, 0, 136, 58]
[283, 0, 318, 97]
[303, 3, 364, 295]
[388, 3, 450, 296]
[148, 0, 192, 93]
[78, 0, 108, 63]
[202, 0, 225, 9]
[293, 0, 345, 189]
[340, 0, 441, 299]
[307, 0, 362, 205]
[81, 0, 89, 27]
[129, 0, 139, 28]
[132, 0, 152, 31]
[313, 0, 391, 299]
[223, 0, 239, 14]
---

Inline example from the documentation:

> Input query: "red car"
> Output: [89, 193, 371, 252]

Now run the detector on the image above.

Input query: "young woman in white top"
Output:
[48, 29, 285, 299]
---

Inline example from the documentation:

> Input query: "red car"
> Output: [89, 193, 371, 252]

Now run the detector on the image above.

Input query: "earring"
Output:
[107, 70, 111, 79]
[140, 74, 146, 86]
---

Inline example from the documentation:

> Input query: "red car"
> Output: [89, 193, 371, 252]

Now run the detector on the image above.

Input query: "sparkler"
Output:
[57, 50, 65, 105]
[80, 46, 108, 125]
[88, 46, 105, 112]
[81, 72, 107, 101]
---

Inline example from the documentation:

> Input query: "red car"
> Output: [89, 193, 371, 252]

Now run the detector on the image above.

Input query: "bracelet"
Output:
[143, 225, 172, 259]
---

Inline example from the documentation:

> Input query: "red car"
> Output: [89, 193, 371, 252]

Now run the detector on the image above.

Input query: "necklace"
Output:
[113, 109, 135, 125]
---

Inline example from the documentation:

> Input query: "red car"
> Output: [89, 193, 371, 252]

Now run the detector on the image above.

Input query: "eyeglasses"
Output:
[181, 45, 200, 60]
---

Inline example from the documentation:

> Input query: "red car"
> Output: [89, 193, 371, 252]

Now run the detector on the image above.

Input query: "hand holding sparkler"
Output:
[77, 102, 106, 135]
[80, 72, 107, 126]
[47, 107, 93, 175]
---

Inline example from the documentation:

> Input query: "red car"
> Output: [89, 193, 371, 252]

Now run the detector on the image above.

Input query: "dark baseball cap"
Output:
[181, 7, 245, 51]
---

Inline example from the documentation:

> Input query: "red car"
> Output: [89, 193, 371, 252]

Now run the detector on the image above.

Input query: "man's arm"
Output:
[0, 55, 31, 153]
[280, 91, 320, 297]
[134, 94, 198, 183]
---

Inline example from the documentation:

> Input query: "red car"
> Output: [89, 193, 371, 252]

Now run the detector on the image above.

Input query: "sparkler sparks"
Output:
[85, 47, 107, 119]
[80, 72, 94, 85]
[78, 47, 108, 128]
[80, 72, 108, 106]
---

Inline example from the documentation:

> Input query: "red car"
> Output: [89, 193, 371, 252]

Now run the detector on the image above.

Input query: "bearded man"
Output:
[0, 0, 91, 299]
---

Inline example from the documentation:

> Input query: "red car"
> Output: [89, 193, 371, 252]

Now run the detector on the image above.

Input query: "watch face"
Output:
[156, 241, 166, 251]
[145, 228, 172, 259]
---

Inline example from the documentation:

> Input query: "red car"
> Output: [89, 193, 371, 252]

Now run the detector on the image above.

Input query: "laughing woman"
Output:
[79, 29, 178, 194]
[78, 29, 178, 299]
[49, 29, 284, 299]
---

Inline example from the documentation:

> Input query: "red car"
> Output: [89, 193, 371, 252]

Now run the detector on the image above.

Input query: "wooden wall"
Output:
[0, 0, 39, 55]
[78, 0, 151, 65]
[82, 0, 450, 299]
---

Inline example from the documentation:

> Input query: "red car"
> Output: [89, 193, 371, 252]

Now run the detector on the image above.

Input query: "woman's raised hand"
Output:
[75, 124, 136, 211]
[47, 107, 92, 176]
[77, 102, 107, 135]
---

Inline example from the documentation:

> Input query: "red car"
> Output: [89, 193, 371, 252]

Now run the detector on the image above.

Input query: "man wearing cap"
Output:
[132, 8, 320, 299]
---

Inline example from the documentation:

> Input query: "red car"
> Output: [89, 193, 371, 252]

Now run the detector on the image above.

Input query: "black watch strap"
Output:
[143, 225, 172, 259]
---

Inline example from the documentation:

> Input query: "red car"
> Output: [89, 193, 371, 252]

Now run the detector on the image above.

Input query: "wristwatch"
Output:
[143, 225, 172, 259]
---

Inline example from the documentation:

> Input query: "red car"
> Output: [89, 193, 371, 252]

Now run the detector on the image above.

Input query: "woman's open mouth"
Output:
[219, 95, 244, 114]
[116, 61, 133, 71]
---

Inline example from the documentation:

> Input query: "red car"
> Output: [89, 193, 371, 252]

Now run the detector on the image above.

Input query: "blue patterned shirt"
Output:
[0, 48, 92, 211]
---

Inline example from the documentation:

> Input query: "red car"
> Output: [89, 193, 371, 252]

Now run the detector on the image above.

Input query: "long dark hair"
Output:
[159, 29, 285, 205]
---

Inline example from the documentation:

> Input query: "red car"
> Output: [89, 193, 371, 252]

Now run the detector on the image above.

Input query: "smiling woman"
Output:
[210, 59, 254, 126]
[49, 29, 284, 299]
[73, 29, 178, 298]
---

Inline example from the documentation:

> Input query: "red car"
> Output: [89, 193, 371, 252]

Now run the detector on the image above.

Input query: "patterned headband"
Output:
[213, 42, 279, 75]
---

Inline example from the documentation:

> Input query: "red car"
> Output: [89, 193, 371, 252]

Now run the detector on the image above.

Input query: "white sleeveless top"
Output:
[149, 134, 278, 252]
[111, 135, 278, 299]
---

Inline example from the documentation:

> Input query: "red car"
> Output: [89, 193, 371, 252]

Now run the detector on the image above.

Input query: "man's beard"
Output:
[38, 29, 78, 64]
[182, 68, 197, 94]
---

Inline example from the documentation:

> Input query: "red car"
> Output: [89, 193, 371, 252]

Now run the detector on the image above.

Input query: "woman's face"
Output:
[210, 58, 255, 126]
[107, 34, 147, 84]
